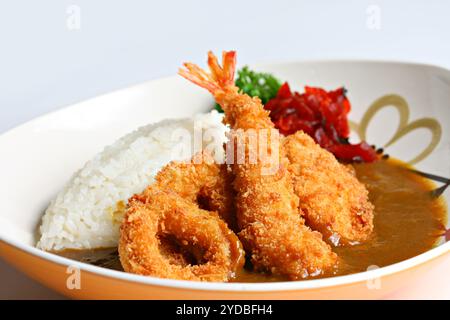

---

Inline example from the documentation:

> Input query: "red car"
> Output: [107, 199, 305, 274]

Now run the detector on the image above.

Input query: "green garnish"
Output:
[214, 66, 282, 112]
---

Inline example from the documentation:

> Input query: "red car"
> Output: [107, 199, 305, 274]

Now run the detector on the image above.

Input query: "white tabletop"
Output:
[1, 0, 449, 299]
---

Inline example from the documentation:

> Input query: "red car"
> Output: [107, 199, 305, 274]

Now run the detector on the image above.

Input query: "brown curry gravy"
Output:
[57, 158, 448, 282]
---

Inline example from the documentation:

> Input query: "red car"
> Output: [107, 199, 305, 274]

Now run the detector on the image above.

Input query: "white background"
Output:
[0, 0, 449, 299]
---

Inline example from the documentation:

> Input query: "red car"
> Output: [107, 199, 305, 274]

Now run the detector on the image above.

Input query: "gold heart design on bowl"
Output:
[350, 94, 442, 165]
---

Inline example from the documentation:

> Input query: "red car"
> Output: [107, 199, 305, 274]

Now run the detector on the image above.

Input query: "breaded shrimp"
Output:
[283, 131, 374, 245]
[179, 51, 337, 279]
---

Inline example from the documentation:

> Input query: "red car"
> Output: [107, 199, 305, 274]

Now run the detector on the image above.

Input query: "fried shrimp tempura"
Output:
[119, 189, 244, 281]
[119, 152, 244, 281]
[283, 131, 374, 245]
[179, 51, 337, 279]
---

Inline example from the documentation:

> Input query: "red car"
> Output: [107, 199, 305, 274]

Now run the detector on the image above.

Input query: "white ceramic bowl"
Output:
[0, 60, 448, 299]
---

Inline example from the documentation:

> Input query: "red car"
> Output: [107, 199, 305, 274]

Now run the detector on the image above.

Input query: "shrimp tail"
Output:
[178, 51, 236, 94]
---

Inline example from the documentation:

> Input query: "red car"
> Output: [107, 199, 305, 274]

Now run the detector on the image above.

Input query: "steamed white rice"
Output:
[37, 111, 227, 251]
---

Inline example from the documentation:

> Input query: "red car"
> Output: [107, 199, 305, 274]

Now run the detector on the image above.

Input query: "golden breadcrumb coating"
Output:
[143, 152, 237, 230]
[119, 189, 244, 281]
[283, 131, 374, 245]
[179, 51, 337, 279]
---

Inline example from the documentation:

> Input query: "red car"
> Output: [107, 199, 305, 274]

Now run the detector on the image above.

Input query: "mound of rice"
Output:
[37, 111, 227, 251]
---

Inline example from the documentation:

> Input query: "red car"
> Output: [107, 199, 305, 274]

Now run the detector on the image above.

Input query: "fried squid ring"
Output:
[146, 152, 237, 230]
[119, 189, 244, 281]
[119, 152, 244, 281]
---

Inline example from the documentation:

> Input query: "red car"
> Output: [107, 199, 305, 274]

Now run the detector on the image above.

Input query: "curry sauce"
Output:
[58, 158, 448, 282]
